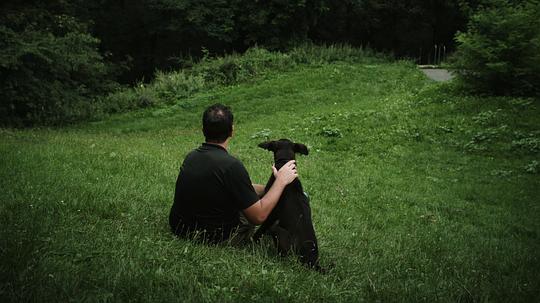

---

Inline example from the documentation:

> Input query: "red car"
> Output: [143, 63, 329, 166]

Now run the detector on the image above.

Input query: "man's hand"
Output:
[243, 160, 298, 225]
[272, 160, 298, 186]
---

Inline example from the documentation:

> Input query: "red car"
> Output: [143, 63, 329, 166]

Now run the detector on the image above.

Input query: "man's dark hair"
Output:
[202, 103, 234, 143]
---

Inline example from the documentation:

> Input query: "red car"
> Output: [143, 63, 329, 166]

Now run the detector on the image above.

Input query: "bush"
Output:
[153, 71, 205, 103]
[98, 84, 158, 114]
[450, 1, 540, 96]
[188, 44, 385, 87]
[191, 47, 295, 86]
[0, 10, 118, 126]
[288, 43, 386, 65]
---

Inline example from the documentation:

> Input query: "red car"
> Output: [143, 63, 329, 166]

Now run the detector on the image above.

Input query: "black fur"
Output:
[254, 139, 320, 270]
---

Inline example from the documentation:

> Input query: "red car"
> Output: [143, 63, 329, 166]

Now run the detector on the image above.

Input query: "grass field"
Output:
[1, 57, 539, 302]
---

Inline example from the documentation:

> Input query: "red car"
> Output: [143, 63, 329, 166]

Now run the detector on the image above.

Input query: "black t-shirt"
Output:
[169, 143, 259, 242]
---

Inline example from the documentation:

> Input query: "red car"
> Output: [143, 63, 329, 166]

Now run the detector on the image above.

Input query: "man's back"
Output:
[169, 143, 259, 242]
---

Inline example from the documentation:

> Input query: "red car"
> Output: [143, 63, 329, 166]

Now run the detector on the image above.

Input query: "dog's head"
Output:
[258, 139, 308, 169]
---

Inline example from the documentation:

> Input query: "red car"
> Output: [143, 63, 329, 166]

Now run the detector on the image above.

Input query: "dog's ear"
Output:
[294, 143, 309, 155]
[258, 141, 276, 151]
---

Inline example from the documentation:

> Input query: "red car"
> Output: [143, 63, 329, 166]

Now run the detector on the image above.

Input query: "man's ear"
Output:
[293, 143, 309, 155]
[258, 141, 276, 151]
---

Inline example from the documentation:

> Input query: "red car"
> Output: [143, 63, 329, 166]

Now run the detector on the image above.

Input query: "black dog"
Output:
[254, 139, 320, 270]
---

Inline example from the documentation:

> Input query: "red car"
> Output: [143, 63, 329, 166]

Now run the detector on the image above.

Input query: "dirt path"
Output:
[420, 68, 454, 82]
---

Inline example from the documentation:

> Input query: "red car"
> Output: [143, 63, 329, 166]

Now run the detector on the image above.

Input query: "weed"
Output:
[318, 127, 343, 138]
[250, 129, 272, 140]
[464, 126, 509, 153]
[153, 70, 205, 103]
[472, 110, 502, 126]
[490, 169, 513, 177]
[512, 137, 540, 154]
[524, 160, 539, 174]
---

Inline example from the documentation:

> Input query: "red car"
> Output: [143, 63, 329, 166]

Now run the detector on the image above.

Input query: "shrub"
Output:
[512, 136, 540, 154]
[318, 126, 343, 138]
[0, 10, 118, 126]
[288, 43, 387, 65]
[188, 45, 386, 87]
[524, 160, 539, 173]
[191, 47, 295, 86]
[153, 71, 205, 103]
[450, 1, 540, 96]
[99, 83, 159, 115]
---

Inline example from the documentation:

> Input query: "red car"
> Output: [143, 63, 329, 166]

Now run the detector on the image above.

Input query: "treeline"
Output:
[1, 0, 471, 83]
[1, 0, 539, 125]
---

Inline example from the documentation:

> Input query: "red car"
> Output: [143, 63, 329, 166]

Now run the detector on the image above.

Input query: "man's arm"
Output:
[243, 160, 297, 225]
[252, 183, 265, 197]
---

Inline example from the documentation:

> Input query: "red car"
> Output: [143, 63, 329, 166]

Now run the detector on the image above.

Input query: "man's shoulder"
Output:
[225, 155, 246, 171]
[186, 145, 242, 168]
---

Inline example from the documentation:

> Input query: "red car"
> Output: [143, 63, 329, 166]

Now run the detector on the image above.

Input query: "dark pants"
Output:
[227, 212, 256, 246]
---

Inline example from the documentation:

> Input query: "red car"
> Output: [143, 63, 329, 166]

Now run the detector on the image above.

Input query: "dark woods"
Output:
[1, 0, 538, 125]
[1, 0, 470, 82]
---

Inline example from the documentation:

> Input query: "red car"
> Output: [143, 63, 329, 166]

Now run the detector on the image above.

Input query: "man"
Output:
[169, 103, 297, 244]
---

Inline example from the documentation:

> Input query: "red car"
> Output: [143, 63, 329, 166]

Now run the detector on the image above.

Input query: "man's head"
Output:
[202, 103, 234, 143]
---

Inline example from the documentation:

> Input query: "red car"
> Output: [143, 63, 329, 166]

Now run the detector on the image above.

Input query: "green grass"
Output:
[1, 59, 539, 302]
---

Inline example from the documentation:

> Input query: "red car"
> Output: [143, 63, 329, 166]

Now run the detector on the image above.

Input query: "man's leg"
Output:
[228, 185, 264, 246]
[228, 212, 256, 246]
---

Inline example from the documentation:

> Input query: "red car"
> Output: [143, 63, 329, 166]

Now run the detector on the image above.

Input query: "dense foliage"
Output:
[1, 0, 538, 125]
[75, 0, 467, 81]
[2, 0, 470, 82]
[0, 4, 118, 125]
[313, 0, 467, 63]
[451, 0, 540, 96]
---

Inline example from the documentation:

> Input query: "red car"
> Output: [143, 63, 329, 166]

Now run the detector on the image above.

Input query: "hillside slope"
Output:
[1, 60, 539, 302]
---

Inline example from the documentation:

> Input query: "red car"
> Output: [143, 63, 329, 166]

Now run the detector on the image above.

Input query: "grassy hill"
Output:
[1, 49, 539, 302]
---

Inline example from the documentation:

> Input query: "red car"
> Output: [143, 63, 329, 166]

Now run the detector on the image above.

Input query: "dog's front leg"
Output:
[269, 224, 292, 256]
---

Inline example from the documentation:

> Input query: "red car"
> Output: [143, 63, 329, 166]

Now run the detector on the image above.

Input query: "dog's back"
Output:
[255, 139, 319, 268]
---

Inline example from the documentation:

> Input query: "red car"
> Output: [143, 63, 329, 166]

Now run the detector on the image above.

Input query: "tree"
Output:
[311, 0, 467, 63]
[451, 0, 540, 96]
[0, 2, 117, 125]
[232, 0, 327, 49]
[74, 0, 238, 82]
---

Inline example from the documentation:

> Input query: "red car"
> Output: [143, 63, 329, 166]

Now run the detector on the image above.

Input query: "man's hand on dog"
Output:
[272, 160, 298, 186]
